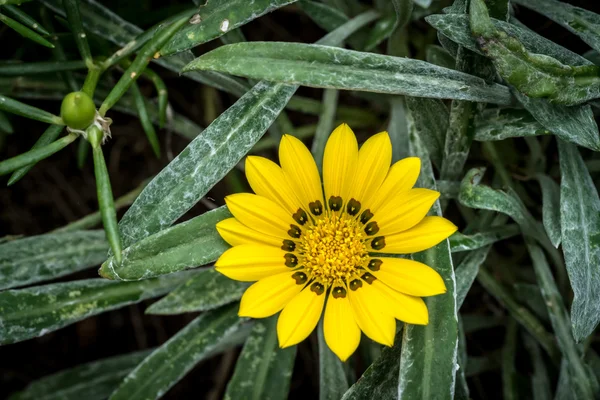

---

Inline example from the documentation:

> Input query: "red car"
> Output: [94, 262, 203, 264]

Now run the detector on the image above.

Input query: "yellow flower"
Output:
[215, 123, 457, 361]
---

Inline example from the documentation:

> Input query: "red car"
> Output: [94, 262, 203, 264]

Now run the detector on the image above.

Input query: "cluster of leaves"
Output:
[1, 0, 600, 399]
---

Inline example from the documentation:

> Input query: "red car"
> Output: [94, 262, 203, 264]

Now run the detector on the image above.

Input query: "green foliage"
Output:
[3, 0, 600, 398]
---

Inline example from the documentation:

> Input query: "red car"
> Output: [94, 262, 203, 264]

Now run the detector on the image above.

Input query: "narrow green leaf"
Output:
[0, 12, 54, 48]
[513, 0, 600, 54]
[161, 0, 298, 56]
[185, 42, 513, 104]
[3, 5, 50, 35]
[426, 14, 592, 67]
[0, 60, 87, 76]
[99, 15, 190, 115]
[404, 96, 448, 168]
[0, 94, 63, 125]
[115, 82, 296, 249]
[311, 89, 339, 171]
[318, 320, 349, 400]
[455, 246, 490, 309]
[455, 316, 469, 400]
[63, 0, 93, 67]
[398, 121, 458, 400]
[342, 329, 403, 399]
[131, 82, 160, 158]
[527, 242, 597, 398]
[449, 224, 519, 252]
[298, 0, 364, 50]
[388, 97, 410, 161]
[0, 133, 76, 176]
[364, 0, 413, 51]
[76, 136, 90, 168]
[536, 174, 561, 248]
[476, 267, 560, 364]
[501, 319, 518, 400]
[40, 0, 249, 96]
[0, 272, 195, 345]
[0, 110, 13, 133]
[558, 139, 600, 342]
[141, 68, 168, 128]
[523, 334, 553, 400]
[8, 350, 152, 400]
[90, 130, 122, 264]
[146, 268, 248, 315]
[474, 108, 549, 142]
[109, 305, 251, 400]
[7, 124, 63, 185]
[426, 45, 455, 69]
[225, 316, 296, 400]
[100, 207, 230, 281]
[0, 230, 108, 290]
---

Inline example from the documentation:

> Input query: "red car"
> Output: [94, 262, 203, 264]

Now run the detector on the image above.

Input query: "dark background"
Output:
[1, 1, 600, 399]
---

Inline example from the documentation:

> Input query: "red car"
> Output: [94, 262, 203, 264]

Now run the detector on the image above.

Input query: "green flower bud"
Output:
[60, 91, 96, 130]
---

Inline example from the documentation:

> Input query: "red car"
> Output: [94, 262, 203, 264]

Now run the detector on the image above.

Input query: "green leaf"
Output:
[426, 14, 592, 67]
[397, 118, 458, 400]
[0, 110, 12, 133]
[311, 89, 339, 171]
[513, 0, 600, 54]
[0, 60, 87, 75]
[161, 0, 298, 56]
[146, 267, 248, 315]
[0, 94, 63, 125]
[364, 0, 413, 51]
[388, 97, 410, 161]
[131, 82, 160, 158]
[474, 108, 549, 142]
[449, 224, 519, 252]
[3, 5, 49, 35]
[224, 316, 296, 400]
[318, 320, 349, 400]
[455, 246, 490, 309]
[426, 45, 455, 69]
[501, 319, 518, 400]
[116, 82, 295, 249]
[63, 0, 93, 66]
[342, 329, 402, 399]
[184, 42, 513, 104]
[404, 96, 448, 168]
[536, 174, 561, 248]
[0, 272, 194, 345]
[109, 304, 251, 400]
[0, 133, 77, 176]
[40, 0, 249, 96]
[100, 207, 230, 280]
[557, 139, 600, 342]
[0, 12, 54, 48]
[8, 350, 152, 400]
[0, 230, 108, 290]
[527, 242, 597, 398]
[523, 334, 553, 400]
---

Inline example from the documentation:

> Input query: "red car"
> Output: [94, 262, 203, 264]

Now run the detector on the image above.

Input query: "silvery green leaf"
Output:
[404, 96, 448, 168]
[146, 268, 248, 315]
[535, 174, 561, 248]
[455, 246, 491, 309]
[449, 224, 520, 253]
[224, 316, 296, 400]
[0, 230, 108, 290]
[109, 304, 251, 400]
[184, 42, 513, 104]
[474, 108, 549, 142]
[558, 139, 600, 342]
[318, 320, 349, 400]
[0, 272, 195, 345]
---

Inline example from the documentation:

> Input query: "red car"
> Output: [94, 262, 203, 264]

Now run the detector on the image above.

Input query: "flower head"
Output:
[215, 123, 457, 361]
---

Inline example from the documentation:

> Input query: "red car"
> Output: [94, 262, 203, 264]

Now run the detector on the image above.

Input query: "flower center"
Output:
[298, 211, 369, 287]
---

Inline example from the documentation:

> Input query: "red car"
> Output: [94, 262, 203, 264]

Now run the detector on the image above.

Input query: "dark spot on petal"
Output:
[349, 279, 363, 291]
[332, 286, 347, 298]
[310, 282, 325, 295]
[328, 196, 342, 212]
[309, 200, 323, 216]
[361, 272, 376, 284]
[360, 209, 374, 224]
[292, 271, 307, 285]
[284, 253, 298, 268]
[346, 198, 361, 216]
[288, 224, 301, 238]
[368, 259, 382, 271]
[371, 236, 386, 250]
[364, 221, 379, 236]
[281, 240, 296, 252]
[292, 208, 308, 225]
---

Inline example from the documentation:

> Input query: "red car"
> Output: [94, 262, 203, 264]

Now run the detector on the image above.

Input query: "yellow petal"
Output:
[348, 132, 392, 205]
[323, 123, 358, 208]
[225, 193, 300, 240]
[216, 218, 283, 247]
[324, 291, 361, 362]
[364, 157, 421, 212]
[215, 244, 293, 281]
[370, 216, 457, 254]
[239, 272, 303, 318]
[245, 156, 305, 215]
[374, 189, 440, 236]
[369, 257, 446, 297]
[372, 281, 429, 325]
[277, 284, 326, 347]
[347, 279, 396, 346]
[279, 135, 324, 211]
